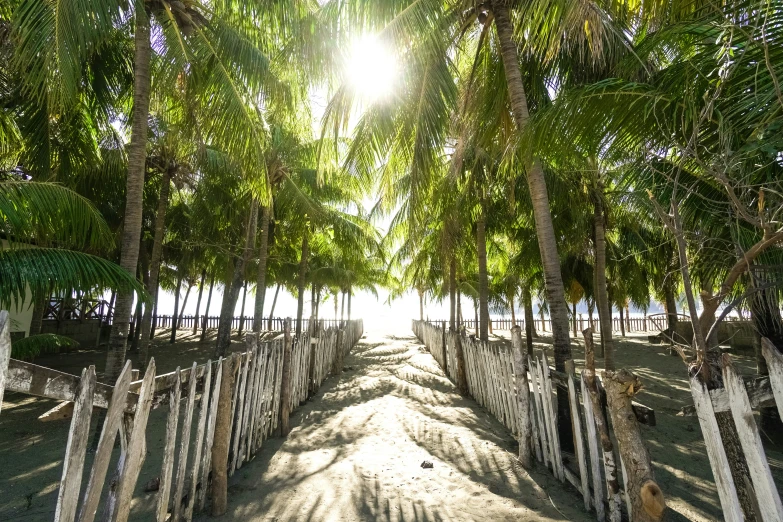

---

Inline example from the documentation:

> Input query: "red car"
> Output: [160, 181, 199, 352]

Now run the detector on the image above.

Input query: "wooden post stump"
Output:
[279, 318, 293, 436]
[510, 326, 532, 467]
[603, 368, 666, 521]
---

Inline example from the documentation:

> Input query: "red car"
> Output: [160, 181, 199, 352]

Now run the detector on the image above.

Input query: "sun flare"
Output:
[346, 35, 398, 101]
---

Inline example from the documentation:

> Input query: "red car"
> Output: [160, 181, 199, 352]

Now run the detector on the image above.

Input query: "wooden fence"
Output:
[150, 315, 345, 333]
[0, 312, 363, 522]
[435, 315, 658, 334]
[414, 319, 783, 521]
[413, 319, 659, 521]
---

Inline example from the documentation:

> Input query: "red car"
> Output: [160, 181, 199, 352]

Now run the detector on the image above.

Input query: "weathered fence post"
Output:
[211, 356, 235, 516]
[583, 328, 622, 522]
[604, 369, 666, 521]
[279, 318, 293, 436]
[510, 326, 531, 467]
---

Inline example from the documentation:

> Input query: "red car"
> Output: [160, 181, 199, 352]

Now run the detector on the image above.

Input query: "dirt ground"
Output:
[489, 328, 783, 522]
[1, 327, 782, 521]
[199, 331, 592, 522]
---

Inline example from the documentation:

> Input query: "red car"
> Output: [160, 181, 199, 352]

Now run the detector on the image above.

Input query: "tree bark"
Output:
[140, 166, 172, 361]
[192, 269, 206, 335]
[129, 298, 143, 351]
[490, 0, 573, 447]
[619, 304, 626, 337]
[509, 294, 516, 327]
[200, 272, 214, 340]
[268, 284, 280, 330]
[211, 356, 235, 516]
[176, 282, 192, 329]
[604, 369, 666, 521]
[522, 286, 536, 356]
[170, 273, 183, 344]
[253, 205, 271, 334]
[663, 283, 678, 344]
[104, 6, 152, 384]
[340, 290, 345, 322]
[490, 0, 572, 444]
[418, 288, 424, 321]
[215, 200, 258, 356]
[279, 319, 293, 435]
[477, 199, 490, 342]
[238, 281, 248, 336]
[347, 286, 352, 321]
[593, 186, 613, 366]
[295, 231, 309, 338]
[449, 258, 456, 330]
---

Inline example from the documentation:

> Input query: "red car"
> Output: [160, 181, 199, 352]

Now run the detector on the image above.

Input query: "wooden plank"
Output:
[581, 370, 605, 522]
[723, 359, 783, 521]
[173, 362, 198, 522]
[680, 375, 774, 416]
[106, 358, 156, 522]
[529, 355, 548, 465]
[156, 368, 181, 522]
[199, 358, 222, 511]
[566, 361, 590, 511]
[6, 359, 139, 412]
[186, 360, 212, 521]
[541, 353, 563, 480]
[0, 311, 10, 414]
[238, 345, 257, 467]
[231, 351, 250, 473]
[689, 376, 743, 522]
[77, 361, 133, 522]
[619, 456, 632, 520]
[248, 342, 264, 456]
[54, 366, 96, 522]
[761, 338, 783, 422]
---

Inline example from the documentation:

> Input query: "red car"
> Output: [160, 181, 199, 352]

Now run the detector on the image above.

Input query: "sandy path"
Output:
[201, 331, 591, 522]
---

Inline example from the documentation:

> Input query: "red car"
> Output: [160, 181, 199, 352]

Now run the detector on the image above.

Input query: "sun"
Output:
[346, 35, 398, 101]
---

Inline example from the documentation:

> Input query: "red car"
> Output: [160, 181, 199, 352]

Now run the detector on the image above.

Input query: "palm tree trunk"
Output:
[477, 200, 489, 342]
[663, 284, 678, 342]
[200, 272, 215, 340]
[295, 231, 309, 338]
[572, 302, 577, 337]
[347, 286, 352, 320]
[449, 258, 457, 330]
[333, 291, 338, 321]
[238, 281, 248, 336]
[593, 188, 613, 366]
[104, 5, 152, 384]
[474, 300, 479, 336]
[457, 290, 462, 328]
[491, 0, 573, 447]
[215, 200, 258, 356]
[177, 283, 192, 329]
[523, 287, 535, 355]
[510, 294, 516, 327]
[193, 269, 206, 335]
[170, 273, 183, 344]
[151, 287, 158, 337]
[140, 166, 172, 361]
[340, 290, 345, 322]
[130, 298, 143, 351]
[618, 305, 626, 337]
[268, 284, 281, 330]
[253, 205, 271, 334]
[418, 288, 424, 321]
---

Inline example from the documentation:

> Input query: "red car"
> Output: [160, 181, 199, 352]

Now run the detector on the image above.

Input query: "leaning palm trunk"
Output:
[449, 258, 457, 330]
[491, 0, 572, 446]
[477, 200, 490, 342]
[215, 200, 258, 356]
[253, 205, 271, 333]
[295, 231, 309, 338]
[200, 273, 215, 340]
[170, 274, 183, 344]
[104, 6, 153, 383]
[522, 286, 537, 355]
[267, 284, 281, 330]
[192, 269, 206, 335]
[140, 166, 172, 361]
[593, 185, 614, 368]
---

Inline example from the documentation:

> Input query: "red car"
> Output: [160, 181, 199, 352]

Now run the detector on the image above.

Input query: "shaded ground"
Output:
[202, 331, 591, 522]
[0, 329, 247, 521]
[489, 328, 783, 522]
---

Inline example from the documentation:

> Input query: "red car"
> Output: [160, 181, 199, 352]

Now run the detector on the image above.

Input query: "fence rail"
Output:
[413, 319, 657, 521]
[0, 312, 363, 521]
[413, 319, 783, 521]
